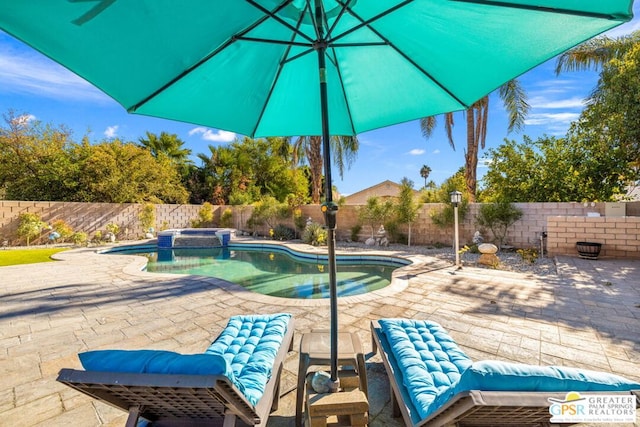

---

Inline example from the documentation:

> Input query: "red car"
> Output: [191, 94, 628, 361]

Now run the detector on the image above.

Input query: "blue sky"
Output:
[1, 5, 639, 196]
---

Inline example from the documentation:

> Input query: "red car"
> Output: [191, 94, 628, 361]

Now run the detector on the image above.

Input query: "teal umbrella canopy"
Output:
[0, 0, 632, 387]
[0, 1, 632, 138]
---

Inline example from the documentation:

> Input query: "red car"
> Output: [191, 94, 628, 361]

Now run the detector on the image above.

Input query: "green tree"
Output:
[395, 178, 419, 246]
[358, 196, 395, 238]
[196, 137, 309, 205]
[555, 30, 640, 77]
[78, 140, 189, 203]
[419, 164, 432, 189]
[292, 135, 358, 204]
[420, 80, 529, 202]
[0, 111, 80, 201]
[481, 134, 629, 202]
[138, 131, 192, 165]
[430, 169, 469, 228]
[556, 30, 640, 183]
[138, 131, 194, 184]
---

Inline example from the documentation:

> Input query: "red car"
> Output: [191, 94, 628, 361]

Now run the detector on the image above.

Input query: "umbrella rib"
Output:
[249, 6, 310, 137]
[329, 0, 414, 44]
[326, 46, 357, 135]
[335, 5, 470, 109]
[128, 1, 299, 113]
[244, 0, 315, 44]
[326, 0, 355, 37]
[233, 35, 312, 48]
[451, 0, 629, 20]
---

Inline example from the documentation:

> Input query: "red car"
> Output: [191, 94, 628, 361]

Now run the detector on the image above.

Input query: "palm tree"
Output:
[419, 164, 432, 188]
[138, 131, 192, 161]
[555, 30, 640, 76]
[420, 80, 529, 202]
[291, 135, 359, 204]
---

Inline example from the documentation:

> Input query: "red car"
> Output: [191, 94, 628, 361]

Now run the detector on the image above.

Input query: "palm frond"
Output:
[498, 80, 529, 133]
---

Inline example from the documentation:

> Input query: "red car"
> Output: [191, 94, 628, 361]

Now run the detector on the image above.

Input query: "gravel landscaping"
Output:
[336, 241, 558, 276]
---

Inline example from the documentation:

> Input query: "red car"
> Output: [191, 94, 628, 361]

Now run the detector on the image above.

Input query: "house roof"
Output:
[343, 180, 420, 202]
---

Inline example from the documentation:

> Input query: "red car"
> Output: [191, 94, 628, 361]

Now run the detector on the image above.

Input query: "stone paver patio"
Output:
[1, 241, 638, 426]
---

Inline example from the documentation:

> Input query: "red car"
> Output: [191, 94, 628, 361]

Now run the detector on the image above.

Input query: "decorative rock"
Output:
[478, 253, 499, 266]
[478, 243, 498, 254]
[365, 237, 375, 246]
[311, 370, 333, 393]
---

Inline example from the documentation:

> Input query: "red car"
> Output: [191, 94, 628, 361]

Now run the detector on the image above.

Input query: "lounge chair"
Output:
[371, 318, 640, 427]
[57, 313, 294, 427]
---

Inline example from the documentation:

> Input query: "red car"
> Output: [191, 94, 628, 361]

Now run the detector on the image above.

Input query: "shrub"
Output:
[350, 224, 362, 242]
[249, 196, 289, 230]
[476, 202, 523, 249]
[192, 202, 214, 228]
[139, 203, 156, 234]
[51, 219, 74, 242]
[384, 220, 405, 244]
[17, 213, 46, 246]
[358, 196, 395, 237]
[273, 224, 295, 241]
[106, 222, 120, 236]
[220, 208, 233, 228]
[517, 247, 538, 264]
[302, 222, 327, 246]
[293, 208, 306, 238]
[70, 232, 88, 246]
[92, 230, 103, 243]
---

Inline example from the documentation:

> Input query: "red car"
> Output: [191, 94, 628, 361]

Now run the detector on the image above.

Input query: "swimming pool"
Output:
[107, 243, 410, 299]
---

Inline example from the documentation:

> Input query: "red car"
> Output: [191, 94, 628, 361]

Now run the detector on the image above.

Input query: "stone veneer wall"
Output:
[1, 200, 639, 258]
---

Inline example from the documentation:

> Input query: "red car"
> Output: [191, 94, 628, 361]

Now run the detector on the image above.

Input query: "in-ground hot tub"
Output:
[157, 228, 234, 248]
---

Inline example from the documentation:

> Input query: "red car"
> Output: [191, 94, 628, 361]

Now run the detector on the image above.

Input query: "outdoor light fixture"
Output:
[450, 191, 462, 268]
[450, 190, 462, 206]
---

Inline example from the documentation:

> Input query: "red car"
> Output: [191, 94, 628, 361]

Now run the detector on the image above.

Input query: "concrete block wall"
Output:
[547, 216, 640, 259]
[1, 200, 639, 258]
[0, 201, 208, 245]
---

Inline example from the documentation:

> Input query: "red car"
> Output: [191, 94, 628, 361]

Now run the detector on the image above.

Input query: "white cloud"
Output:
[104, 125, 118, 138]
[0, 38, 110, 102]
[189, 127, 236, 142]
[529, 96, 586, 109]
[432, 149, 440, 155]
[525, 112, 580, 126]
[408, 148, 425, 155]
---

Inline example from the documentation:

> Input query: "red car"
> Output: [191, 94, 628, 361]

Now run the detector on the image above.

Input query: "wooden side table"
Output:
[296, 331, 368, 427]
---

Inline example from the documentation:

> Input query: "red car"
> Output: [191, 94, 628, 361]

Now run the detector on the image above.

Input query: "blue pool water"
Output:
[107, 244, 409, 299]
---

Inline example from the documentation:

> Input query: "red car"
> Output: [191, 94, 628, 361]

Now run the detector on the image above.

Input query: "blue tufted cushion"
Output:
[379, 318, 472, 419]
[455, 360, 640, 393]
[79, 349, 235, 380]
[205, 313, 291, 406]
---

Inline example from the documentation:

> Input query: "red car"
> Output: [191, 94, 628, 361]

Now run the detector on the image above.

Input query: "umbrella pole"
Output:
[315, 0, 339, 392]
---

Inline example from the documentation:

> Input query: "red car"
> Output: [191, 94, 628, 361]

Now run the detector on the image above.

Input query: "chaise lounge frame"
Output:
[371, 320, 639, 427]
[57, 317, 295, 427]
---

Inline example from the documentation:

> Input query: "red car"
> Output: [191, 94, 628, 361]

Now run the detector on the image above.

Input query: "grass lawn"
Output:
[0, 247, 69, 266]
